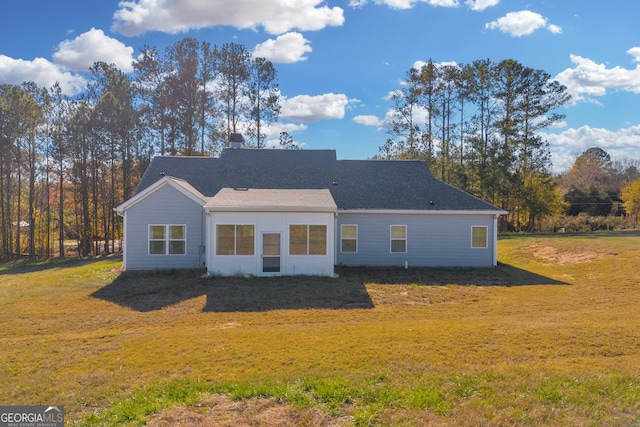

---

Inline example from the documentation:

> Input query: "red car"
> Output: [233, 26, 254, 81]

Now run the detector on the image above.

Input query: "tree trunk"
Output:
[0, 154, 8, 261]
[28, 134, 36, 258]
[58, 164, 65, 258]
[16, 146, 22, 258]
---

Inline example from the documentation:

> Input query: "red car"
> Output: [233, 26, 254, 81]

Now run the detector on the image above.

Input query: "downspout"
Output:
[204, 209, 211, 276]
[200, 208, 206, 269]
[493, 214, 499, 267]
[334, 212, 339, 268]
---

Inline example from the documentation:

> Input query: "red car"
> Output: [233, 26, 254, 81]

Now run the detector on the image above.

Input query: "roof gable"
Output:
[116, 176, 207, 213]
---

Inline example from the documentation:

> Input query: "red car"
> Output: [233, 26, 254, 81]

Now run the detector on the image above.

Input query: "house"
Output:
[115, 142, 507, 276]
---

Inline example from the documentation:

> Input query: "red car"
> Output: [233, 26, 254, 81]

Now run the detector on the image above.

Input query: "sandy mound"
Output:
[528, 245, 599, 264]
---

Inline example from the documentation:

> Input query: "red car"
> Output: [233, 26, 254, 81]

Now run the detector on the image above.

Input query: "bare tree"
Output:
[213, 42, 251, 141]
[246, 57, 280, 148]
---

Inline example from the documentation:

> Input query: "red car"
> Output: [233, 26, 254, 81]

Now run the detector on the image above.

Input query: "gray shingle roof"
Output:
[134, 148, 503, 212]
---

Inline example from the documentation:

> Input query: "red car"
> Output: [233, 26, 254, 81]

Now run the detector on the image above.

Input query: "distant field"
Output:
[1, 232, 639, 426]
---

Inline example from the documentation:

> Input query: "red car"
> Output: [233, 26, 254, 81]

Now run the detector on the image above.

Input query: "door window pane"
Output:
[262, 256, 280, 273]
[263, 234, 280, 256]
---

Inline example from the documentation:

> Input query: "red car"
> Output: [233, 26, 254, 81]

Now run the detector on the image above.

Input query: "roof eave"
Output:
[205, 206, 337, 213]
[337, 209, 508, 215]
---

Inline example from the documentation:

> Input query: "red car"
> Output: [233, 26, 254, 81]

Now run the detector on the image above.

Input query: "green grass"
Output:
[1, 232, 640, 426]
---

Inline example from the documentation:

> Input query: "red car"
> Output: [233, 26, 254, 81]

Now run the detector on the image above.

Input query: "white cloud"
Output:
[355, 0, 501, 9]
[363, 104, 429, 131]
[555, 52, 640, 102]
[547, 24, 563, 35]
[263, 137, 306, 149]
[541, 124, 640, 172]
[371, 0, 458, 10]
[253, 32, 312, 63]
[384, 89, 403, 100]
[485, 10, 561, 37]
[262, 122, 308, 149]
[0, 55, 86, 95]
[549, 120, 568, 129]
[353, 115, 382, 127]
[262, 121, 308, 138]
[627, 46, 640, 62]
[281, 93, 350, 122]
[112, 0, 345, 36]
[465, 0, 499, 12]
[52, 28, 135, 72]
[411, 60, 459, 72]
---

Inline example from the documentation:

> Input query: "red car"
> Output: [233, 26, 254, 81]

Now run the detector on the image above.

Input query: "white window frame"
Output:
[289, 224, 327, 256]
[148, 224, 186, 256]
[340, 224, 358, 253]
[390, 225, 407, 253]
[471, 225, 488, 248]
[215, 224, 255, 256]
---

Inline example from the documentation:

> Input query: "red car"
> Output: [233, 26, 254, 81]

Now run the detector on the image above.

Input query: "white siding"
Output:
[123, 185, 205, 270]
[207, 211, 335, 277]
[336, 212, 497, 267]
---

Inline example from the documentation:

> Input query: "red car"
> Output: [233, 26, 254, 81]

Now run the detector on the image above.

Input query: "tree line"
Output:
[0, 39, 281, 260]
[376, 59, 572, 231]
[376, 58, 640, 231]
[554, 147, 640, 229]
[3, 40, 639, 260]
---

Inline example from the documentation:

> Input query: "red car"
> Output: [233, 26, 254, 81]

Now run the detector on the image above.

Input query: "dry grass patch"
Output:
[146, 394, 348, 427]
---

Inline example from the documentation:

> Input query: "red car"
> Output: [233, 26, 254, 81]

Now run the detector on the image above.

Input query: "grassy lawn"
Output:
[1, 232, 639, 426]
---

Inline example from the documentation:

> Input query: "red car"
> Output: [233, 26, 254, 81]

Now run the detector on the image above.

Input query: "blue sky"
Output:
[1, 0, 639, 172]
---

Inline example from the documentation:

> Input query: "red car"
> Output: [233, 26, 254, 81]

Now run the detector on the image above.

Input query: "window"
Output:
[390, 225, 406, 253]
[341, 225, 357, 253]
[289, 224, 327, 255]
[216, 224, 255, 255]
[149, 225, 186, 255]
[289, 225, 307, 255]
[471, 226, 488, 248]
[236, 225, 255, 255]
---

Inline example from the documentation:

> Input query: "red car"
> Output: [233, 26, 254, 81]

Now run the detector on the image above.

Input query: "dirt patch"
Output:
[145, 394, 349, 427]
[528, 244, 599, 264]
[367, 283, 484, 306]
